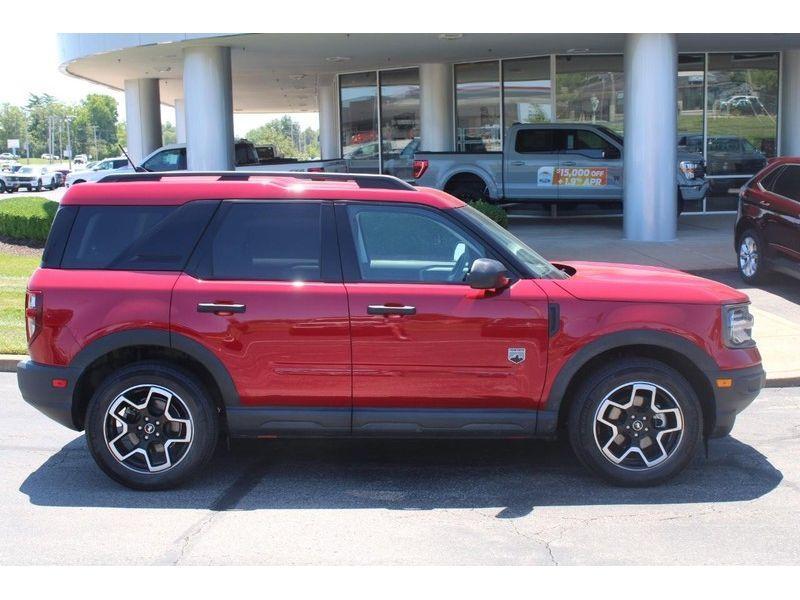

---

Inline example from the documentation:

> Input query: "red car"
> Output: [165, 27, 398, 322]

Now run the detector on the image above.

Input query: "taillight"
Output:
[412, 159, 429, 180]
[25, 291, 42, 344]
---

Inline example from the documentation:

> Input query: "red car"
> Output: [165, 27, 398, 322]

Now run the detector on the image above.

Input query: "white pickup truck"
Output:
[412, 123, 708, 213]
[135, 140, 348, 174]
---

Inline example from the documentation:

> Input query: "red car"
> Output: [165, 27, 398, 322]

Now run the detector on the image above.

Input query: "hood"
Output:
[551, 261, 748, 305]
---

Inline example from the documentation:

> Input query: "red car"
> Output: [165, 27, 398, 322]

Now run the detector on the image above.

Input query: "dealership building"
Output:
[58, 33, 800, 240]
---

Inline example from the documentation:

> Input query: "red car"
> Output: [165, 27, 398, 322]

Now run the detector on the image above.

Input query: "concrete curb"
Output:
[1, 354, 798, 387]
[0, 355, 26, 373]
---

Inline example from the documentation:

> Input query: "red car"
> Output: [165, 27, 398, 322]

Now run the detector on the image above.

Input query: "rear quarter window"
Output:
[59, 201, 219, 270]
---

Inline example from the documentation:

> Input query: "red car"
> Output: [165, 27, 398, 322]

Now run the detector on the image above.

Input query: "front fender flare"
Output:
[538, 329, 717, 434]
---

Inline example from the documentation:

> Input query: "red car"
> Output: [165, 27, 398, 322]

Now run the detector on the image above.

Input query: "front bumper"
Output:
[708, 363, 765, 438]
[16, 359, 81, 431]
[679, 180, 710, 202]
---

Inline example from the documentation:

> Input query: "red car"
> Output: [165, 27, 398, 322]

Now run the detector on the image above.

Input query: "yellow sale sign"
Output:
[554, 167, 608, 187]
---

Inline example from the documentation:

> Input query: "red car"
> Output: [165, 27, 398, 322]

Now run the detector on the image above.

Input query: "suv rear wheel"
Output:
[85, 361, 219, 490]
[568, 358, 702, 486]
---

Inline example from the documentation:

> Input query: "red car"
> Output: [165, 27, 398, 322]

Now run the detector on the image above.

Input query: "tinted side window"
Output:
[515, 129, 558, 153]
[143, 149, 186, 171]
[345, 204, 487, 283]
[772, 165, 800, 201]
[61, 202, 218, 270]
[564, 129, 620, 158]
[759, 165, 784, 191]
[197, 202, 323, 281]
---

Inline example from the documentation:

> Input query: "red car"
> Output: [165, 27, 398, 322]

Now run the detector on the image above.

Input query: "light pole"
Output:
[65, 115, 74, 170]
[91, 125, 99, 160]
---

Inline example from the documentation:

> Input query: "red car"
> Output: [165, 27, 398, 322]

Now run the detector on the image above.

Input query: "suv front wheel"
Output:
[568, 358, 702, 486]
[85, 361, 219, 490]
[737, 228, 769, 284]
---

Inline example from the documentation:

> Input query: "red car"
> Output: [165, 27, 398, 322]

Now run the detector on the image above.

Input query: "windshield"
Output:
[19, 167, 35, 174]
[457, 205, 568, 279]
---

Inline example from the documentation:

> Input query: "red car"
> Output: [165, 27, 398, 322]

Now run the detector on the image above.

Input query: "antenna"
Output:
[118, 144, 147, 172]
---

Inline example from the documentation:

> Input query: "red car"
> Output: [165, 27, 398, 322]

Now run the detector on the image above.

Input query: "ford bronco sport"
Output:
[17, 172, 764, 489]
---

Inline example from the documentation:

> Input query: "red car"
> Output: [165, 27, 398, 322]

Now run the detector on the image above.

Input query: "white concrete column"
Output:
[780, 49, 800, 156]
[419, 63, 454, 152]
[623, 33, 678, 242]
[124, 78, 162, 165]
[174, 98, 186, 144]
[183, 46, 234, 170]
[317, 77, 339, 160]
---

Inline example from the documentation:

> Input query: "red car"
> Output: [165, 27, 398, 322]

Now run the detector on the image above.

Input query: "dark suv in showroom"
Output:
[735, 157, 800, 283]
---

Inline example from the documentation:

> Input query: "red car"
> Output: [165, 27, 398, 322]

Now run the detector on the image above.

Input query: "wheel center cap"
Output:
[143, 423, 156, 435]
[632, 420, 644, 432]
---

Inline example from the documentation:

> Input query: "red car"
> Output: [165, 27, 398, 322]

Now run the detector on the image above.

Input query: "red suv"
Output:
[735, 157, 800, 283]
[17, 172, 764, 490]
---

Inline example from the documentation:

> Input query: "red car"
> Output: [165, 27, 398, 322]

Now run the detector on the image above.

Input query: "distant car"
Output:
[735, 157, 800, 283]
[41, 153, 60, 160]
[2, 165, 59, 191]
[679, 134, 767, 176]
[65, 157, 131, 186]
[0, 171, 17, 193]
[73, 155, 89, 167]
[0, 152, 16, 160]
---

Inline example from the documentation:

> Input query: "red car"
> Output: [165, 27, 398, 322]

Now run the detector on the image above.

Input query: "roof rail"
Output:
[96, 171, 417, 191]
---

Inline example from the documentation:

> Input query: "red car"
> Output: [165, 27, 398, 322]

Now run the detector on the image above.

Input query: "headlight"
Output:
[722, 303, 755, 348]
[679, 160, 700, 180]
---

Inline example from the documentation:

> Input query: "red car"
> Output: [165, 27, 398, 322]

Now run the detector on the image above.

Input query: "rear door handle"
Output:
[197, 302, 247, 314]
[367, 304, 416, 316]
[561, 161, 577, 166]
[510, 160, 525, 166]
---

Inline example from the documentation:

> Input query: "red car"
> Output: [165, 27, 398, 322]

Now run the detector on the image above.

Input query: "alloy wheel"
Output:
[593, 381, 684, 470]
[103, 384, 194, 473]
[739, 236, 759, 278]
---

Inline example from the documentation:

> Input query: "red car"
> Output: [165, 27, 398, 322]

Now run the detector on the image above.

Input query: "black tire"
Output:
[34, 179, 42, 192]
[0, 181, 5, 193]
[446, 175, 490, 203]
[736, 227, 770, 285]
[568, 358, 702, 486]
[85, 361, 219, 490]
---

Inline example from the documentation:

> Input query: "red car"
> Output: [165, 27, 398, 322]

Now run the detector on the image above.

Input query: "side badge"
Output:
[508, 348, 526, 364]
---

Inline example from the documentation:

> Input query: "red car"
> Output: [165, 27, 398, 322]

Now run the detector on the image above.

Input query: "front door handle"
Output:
[561, 161, 577, 166]
[367, 304, 416, 316]
[197, 302, 247, 314]
[510, 160, 525, 166]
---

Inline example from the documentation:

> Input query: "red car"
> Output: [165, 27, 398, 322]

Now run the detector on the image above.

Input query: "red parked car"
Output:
[735, 156, 800, 283]
[17, 172, 764, 489]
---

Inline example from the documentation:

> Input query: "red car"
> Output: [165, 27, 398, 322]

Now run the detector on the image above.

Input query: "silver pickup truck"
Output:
[413, 123, 708, 212]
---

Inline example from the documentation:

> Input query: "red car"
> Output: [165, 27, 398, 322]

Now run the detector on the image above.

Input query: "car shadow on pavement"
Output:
[20, 434, 782, 517]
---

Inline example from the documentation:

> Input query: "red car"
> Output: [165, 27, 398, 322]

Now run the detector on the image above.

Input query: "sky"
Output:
[2, 32, 319, 137]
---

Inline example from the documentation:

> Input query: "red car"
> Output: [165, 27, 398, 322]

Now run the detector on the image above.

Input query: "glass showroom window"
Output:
[502, 56, 552, 135]
[705, 52, 779, 210]
[555, 55, 624, 132]
[677, 54, 706, 212]
[340, 71, 379, 173]
[379, 68, 420, 179]
[455, 61, 501, 152]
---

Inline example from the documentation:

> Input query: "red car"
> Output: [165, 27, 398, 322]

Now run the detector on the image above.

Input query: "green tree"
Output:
[25, 93, 71, 157]
[0, 103, 27, 152]
[245, 116, 320, 160]
[72, 94, 119, 158]
[162, 121, 177, 145]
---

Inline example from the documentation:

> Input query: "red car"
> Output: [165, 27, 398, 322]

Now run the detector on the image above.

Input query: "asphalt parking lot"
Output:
[1, 374, 798, 565]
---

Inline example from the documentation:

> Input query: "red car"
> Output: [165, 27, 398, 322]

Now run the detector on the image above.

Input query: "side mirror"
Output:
[466, 258, 510, 290]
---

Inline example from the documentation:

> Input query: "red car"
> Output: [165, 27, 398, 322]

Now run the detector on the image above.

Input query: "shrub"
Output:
[0, 197, 58, 243]
[468, 200, 508, 228]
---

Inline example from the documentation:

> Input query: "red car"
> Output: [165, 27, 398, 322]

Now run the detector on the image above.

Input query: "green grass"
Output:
[0, 252, 41, 355]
